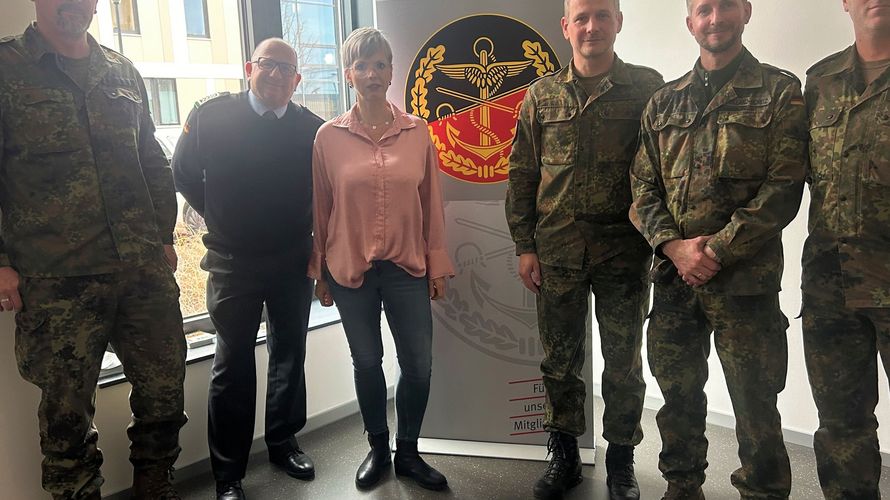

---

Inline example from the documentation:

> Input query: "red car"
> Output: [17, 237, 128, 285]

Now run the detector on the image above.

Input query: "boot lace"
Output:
[542, 434, 570, 481]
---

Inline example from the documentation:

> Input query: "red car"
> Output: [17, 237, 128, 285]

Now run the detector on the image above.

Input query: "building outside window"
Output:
[110, 0, 140, 34]
[185, 0, 210, 38]
[281, 0, 345, 120]
[144, 78, 180, 126]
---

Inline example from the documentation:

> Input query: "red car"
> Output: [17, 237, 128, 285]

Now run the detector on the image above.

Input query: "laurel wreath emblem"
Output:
[411, 39, 554, 181]
[438, 285, 518, 352]
[410, 45, 445, 119]
[521, 40, 556, 76]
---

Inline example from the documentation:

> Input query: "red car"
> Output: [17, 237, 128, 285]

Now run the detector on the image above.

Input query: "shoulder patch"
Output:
[194, 91, 232, 109]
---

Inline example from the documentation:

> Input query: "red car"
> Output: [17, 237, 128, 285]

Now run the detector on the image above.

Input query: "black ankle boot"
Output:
[355, 431, 392, 488]
[533, 432, 583, 500]
[605, 444, 640, 500]
[394, 439, 447, 491]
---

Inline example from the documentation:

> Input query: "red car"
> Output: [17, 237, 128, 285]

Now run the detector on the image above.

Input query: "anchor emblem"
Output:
[406, 14, 559, 184]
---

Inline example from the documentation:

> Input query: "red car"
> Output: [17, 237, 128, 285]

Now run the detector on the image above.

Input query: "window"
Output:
[110, 0, 140, 34]
[144, 78, 180, 126]
[185, 0, 210, 38]
[281, 0, 346, 119]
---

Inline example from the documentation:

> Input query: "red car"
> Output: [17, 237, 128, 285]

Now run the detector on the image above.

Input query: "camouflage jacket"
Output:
[804, 45, 890, 307]
[0, 24, 174, 277]
[505, 56, 663, 269]
[631, 49, 807, 295]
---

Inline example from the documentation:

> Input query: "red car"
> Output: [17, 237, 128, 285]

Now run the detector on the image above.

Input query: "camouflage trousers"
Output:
[647, 277, 790, 499]
[802, 282, 890, 500]
[537, 244, 651, 443]
[13, 258, 187, 500]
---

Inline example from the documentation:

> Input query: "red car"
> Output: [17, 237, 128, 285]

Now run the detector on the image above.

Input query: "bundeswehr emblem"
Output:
[407, 14, 560, 184]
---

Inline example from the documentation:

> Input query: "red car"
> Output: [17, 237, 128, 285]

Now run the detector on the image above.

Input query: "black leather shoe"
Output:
[216, 480, 245, 500]
[605, 444, 640, 500]
[356, 431, 392, 488]
[394, 439, 447, 491]
[270, 448, 315, 480]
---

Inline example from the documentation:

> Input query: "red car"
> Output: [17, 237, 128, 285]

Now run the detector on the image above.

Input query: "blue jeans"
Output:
[327, 260, 433, 441]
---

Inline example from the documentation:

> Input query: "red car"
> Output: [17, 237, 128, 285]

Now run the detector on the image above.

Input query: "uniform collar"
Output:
[818, 45, 858, 77]
[674, 47, 762, 91]
[247, 90, 289, 118]
[559, 54, 631, 86]
[23, 22, 125, 92]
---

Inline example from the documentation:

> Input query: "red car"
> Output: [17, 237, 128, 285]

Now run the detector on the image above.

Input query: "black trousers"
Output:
[205, 263, 312, 482]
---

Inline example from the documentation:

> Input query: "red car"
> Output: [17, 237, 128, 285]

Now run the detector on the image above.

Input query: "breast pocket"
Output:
[867, 106, 890, 186]
[715, 105, 772, 180]
[14, 87, 81, 154]
[599, 100, 645, 160]
[652, 111, 697, 179]
[539, 106, 577, 166]
[808, 107, 842, 183]
[101, 85, 144, 125]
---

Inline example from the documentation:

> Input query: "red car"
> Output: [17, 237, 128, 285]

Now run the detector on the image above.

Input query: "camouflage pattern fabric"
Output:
[647, 276, 791, 499]
[803, 44, 890, 308]
[14, 258, 187, 499]
[630, 48, 805, 499]
[1, 24, 186, 500]
[538, 244, 651, 443]
[0, 24, 175, 277]
[802, 45, 890, 500]
[505, 56, 661, 444]
[631, 48, 807, 295]
[506, 56, 663, 269]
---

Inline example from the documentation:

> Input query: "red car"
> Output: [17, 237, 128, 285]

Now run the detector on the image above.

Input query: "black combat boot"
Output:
[394, 439, 447, 490]
[662, 482, 705, 500]
[355, 431, 392, 488]
[605, 444, 640, 500]
[132, 466, 181, 500]
[533, 432, 583, 500]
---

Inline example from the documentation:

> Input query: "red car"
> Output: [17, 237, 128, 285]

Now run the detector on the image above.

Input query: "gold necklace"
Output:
[359, 109, 393, 130]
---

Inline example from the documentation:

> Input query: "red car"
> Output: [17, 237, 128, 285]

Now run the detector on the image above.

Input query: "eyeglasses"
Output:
[252, 57, 298, 77]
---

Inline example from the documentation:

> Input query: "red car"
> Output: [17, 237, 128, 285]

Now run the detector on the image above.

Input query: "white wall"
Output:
[2, 0, 889, 498]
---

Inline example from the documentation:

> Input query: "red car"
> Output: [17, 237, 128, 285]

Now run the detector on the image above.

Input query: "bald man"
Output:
[172, 38, 323, 500]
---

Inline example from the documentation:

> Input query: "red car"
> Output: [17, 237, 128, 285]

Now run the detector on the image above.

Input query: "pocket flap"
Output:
[539, 106, 576, 123]
[653, 112, 697, 131]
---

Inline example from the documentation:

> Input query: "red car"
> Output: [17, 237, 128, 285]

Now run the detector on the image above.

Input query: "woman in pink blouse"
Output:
[308, 28, 454, 491]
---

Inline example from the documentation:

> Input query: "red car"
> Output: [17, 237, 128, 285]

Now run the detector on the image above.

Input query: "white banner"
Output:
[377, 0, 595, 460]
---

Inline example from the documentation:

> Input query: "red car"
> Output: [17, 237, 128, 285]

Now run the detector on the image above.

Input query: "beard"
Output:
[696, 29, 742, 54]
[56, 5, 93, 37]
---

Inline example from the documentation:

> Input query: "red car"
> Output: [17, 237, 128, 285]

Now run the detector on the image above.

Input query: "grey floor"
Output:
[175, 398, 890, 500]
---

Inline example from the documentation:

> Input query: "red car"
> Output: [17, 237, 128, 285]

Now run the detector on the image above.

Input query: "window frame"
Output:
[185, 0, 211, 38]
[111, 0, 141, 35]
[144, 78, 181, 126]
[96, 0, 374, 388]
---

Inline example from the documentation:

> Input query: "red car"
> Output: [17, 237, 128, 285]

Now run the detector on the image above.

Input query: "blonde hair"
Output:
[341, 27, 393, 69]
[564, 0, 620, 17]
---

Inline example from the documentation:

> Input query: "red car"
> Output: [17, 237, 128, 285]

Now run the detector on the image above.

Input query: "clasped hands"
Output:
[662, 236, 721, 287]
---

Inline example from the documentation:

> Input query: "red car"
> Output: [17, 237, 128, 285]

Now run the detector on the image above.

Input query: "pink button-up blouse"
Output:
[308, 102, 454, 288]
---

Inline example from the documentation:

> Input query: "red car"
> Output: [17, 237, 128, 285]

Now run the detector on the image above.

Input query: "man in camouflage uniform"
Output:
[0, 1, 187, 499]
[505, 1, 662, 498]
[630, 1, 806, 499]
[802, 1, 890, 498]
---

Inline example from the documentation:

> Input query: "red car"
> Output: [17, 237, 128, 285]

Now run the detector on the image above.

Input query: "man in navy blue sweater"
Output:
[172, 38, 323, 500]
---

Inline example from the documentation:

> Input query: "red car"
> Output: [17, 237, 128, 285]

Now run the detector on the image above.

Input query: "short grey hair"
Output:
[686, 0, 748, 14]
[564, 0, 620, 17]
[341, 27, 393, 69]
